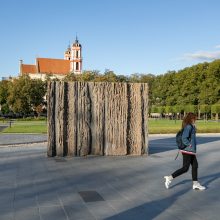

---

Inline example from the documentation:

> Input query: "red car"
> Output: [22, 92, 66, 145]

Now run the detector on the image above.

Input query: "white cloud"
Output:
[215, 45, 220, 49]
[183, 50, 220, 61]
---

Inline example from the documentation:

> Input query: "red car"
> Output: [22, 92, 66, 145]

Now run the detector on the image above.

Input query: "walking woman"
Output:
[164, 112, 206, 190]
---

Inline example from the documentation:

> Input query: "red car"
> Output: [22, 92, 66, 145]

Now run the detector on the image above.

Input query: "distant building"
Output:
[1, 76, 12, 81]
[1, 77, 8, 81]
[20, 37, 82, 80]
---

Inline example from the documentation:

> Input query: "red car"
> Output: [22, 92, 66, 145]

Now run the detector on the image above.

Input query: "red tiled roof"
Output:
[21, 64, 37, 74]
[37, 58, 71, 75]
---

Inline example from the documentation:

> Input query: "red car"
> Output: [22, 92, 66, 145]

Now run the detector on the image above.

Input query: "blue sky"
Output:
[1, 0, 220, 78]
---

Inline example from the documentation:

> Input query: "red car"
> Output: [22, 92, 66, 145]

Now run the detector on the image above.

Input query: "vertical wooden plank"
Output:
[47, 81, 56, 157]
[67, 82, 78, 156]
[104, 83, 128, 155]
[141, 83, 149, 155]
[89, 82, 105, 155]
[76, 82, 91, 156]
[127, 83, 141, 155]
[55, 81, 66, 156]
[63, 82, 68, 156]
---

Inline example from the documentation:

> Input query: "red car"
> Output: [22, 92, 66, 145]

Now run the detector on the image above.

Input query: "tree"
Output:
[199, 105, 211, 120]
[1, 103, 10, 114]
[184, 105, 196, 114]
[150, 105, 158, 113]
[149, 59, 220, 114]
[64, 73, 77, 81]
[116, 75, 129, 82]
[75, 70, 98, 82]
[211, 104, 220, 121]
[129, 73, 142, 83]
[35, 104, 44, 117]
[0, 80, 10, 104]
[165, 106, 173, 114]
[0, 80, 11, 114]
[157, 106, 165, 115]
[29, 79, 46, 114]
[103, 69, 118, 82]
[172, 105, 184, 119]
[7, 76, 46, 116]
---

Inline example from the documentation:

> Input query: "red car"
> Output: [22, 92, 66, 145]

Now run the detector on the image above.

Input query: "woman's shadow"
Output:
[105, 172, 220, 220]
[105, 186, 189, 220]
[171, 171, 220, 189]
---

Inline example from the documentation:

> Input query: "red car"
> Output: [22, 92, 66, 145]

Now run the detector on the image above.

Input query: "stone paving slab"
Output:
[0, 134, 219, 220]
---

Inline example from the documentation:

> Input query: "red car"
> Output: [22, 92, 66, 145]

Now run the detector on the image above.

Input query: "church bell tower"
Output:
[70, 36, 82, 74]
[64, 44, 71, 61]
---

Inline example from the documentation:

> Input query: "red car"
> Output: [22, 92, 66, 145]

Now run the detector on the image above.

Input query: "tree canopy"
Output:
[1, 75, 46, 116]
[150, 60, 220, 106]
[1, 59, 220, 117]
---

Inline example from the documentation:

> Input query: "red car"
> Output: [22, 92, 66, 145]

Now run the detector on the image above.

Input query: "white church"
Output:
[19, 37, 82, 80]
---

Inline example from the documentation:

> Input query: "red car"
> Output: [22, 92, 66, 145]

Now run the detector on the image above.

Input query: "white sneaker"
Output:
[193, 182, 206, 190]
[164, 176, 172, 189]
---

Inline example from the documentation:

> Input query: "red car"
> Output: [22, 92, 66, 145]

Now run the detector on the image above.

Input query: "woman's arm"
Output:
[182, 125, 192, 147]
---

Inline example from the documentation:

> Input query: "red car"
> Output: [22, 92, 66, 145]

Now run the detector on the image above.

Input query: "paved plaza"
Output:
[0, 134, 47, 146]
[0, 134, 219, 220]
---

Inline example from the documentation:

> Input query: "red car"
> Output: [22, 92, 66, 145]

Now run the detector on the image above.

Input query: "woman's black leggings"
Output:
[172, 153, 198, 181]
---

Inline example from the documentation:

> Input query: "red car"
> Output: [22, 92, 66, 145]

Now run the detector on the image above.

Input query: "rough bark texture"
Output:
[47, 82, 56, 156]
[47, 81, 148, 157]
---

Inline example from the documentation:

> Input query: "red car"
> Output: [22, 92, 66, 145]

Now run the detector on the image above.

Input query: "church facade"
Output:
[20, 37, 82, 80]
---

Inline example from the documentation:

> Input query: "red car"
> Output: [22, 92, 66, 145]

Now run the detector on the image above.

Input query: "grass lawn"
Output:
[1, 119, 219, 134]
[1, 121, 47, 133]
[149, 119, 220, 134]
